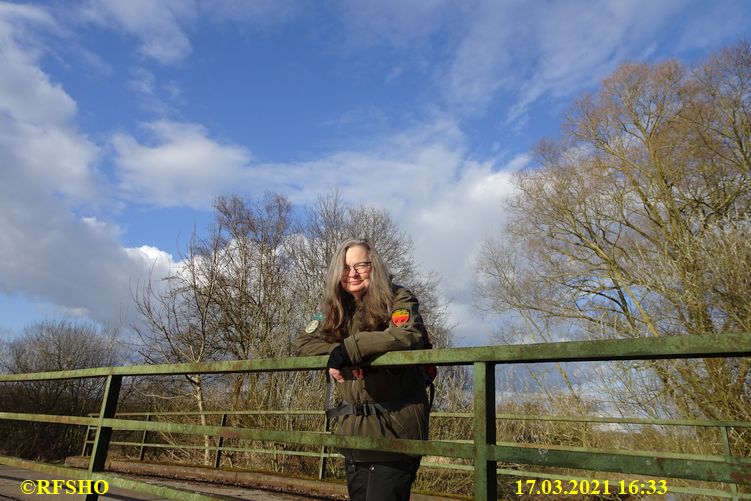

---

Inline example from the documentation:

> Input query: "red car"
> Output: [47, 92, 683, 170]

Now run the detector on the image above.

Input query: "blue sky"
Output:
[1, 0, 749, 344]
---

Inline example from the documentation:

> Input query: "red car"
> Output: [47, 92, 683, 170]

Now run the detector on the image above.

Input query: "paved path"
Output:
[0, 465, 321, 501]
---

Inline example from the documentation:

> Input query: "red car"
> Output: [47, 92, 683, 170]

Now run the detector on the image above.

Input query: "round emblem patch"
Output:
[391, 308, 410, 326]
[304, 319, 319, 333]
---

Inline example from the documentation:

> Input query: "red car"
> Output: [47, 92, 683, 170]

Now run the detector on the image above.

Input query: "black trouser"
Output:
[345, 458, 420, 501]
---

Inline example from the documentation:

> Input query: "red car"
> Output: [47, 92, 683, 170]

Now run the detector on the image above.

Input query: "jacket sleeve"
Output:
[342, 287, 426, 365]
[294, 315, 337, 356]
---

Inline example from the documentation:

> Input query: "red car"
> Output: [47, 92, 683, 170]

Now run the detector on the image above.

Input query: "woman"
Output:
[295, 238, 429, 501]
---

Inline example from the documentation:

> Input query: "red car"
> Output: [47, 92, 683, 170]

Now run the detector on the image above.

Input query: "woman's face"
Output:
[340, 245, 372, 299]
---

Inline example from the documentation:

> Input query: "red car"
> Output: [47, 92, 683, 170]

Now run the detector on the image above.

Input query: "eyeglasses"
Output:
[342, 261, 372, 276]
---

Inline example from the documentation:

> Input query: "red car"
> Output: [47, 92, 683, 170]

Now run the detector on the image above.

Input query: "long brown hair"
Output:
[320, 238, 393, 342]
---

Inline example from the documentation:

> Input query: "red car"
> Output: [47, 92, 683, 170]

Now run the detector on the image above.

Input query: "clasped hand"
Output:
[328, 367, 365, 382]
[327, 344, 364, 382]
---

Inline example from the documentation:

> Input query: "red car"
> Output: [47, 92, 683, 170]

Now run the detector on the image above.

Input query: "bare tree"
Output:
[132, 193, 303, 464]
[132, 225, 227, 464]
[0, 319, 121, 459]
[477, 42, 750, 444]
[209, 193, 299, 412]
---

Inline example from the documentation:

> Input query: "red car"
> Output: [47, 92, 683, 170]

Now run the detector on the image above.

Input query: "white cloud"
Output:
[439, 1, 516, 112]
[112, 120, 253, 208]
[409, 157, 522, 292]
[80, 0, 196, 64]
[480, 0, 750, 125]
[0, 5, 180, 327]
[333, 0, 677, 117]
[503, 0, 684, 122]
[0, 185, 178, 325]
[0, 8, 74, 126]
[127, 67, 182, 116]
[0, 4, 99, 203]
[79, 0, 299, 65]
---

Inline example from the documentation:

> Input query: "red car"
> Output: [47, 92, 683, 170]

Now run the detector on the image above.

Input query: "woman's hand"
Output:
[328, 367, 365, 382]
[328, 367, 345, 383]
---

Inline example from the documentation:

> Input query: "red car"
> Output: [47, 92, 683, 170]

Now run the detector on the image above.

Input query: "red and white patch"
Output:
[391, 308, 410, 326]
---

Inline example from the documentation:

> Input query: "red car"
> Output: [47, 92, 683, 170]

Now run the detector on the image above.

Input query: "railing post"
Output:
[473, 362, 497, 501]
[86, 374, 122, 501]
[214, 413, 228, 468]
[81, 424, 93, 457]
[720, 425, 739, 501]
[138, 413, 151, 461]
[318, 412, 331, 480]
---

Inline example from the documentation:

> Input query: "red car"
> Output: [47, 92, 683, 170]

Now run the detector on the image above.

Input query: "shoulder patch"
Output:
[305, 319, 320, 333]
[391, 308, 410, 327]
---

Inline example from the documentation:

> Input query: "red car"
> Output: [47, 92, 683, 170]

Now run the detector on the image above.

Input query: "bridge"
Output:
[1, 333, 750, 500]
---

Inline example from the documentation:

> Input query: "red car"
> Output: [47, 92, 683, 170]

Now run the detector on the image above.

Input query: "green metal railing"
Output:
[1, 332, 751, 501]
[79, 409, 338, 477]
[80, 409, 751, 499]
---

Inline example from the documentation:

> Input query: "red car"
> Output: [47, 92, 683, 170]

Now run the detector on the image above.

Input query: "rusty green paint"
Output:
[0, 411, 98, 426]
[108, 439, 342, 459]
[473, 362, 497, 501]
[94, 409, 751, 429]
[491, 444, 751, 485]
[493, 413, 751, 428]
[138, 413, 151, 461]
[97, 417, 474, 459]
[110, 409, 324, 417]
[88, 374, 121, 478]
[1, 332, 750, 382]
[213, 413, 228, 469]
[501, 440, 751, 463]
[0, 410, 472, 458]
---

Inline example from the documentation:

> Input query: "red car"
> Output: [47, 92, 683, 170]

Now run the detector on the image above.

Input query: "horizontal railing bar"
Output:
[494, 414, 751, 428]
[491, 444, 751, 485]
[92, 410, 324, 417]
[96, 409, 751, 429]
[91, 440, 344, 459]
[494, 441, 751, 464]
[0, 454, 222, 501]
[0, 412, 474, 459]
[103, 418, 474, 459]
[108, 440, 341, 458]
[0, 412, 97, 426]
[1, 332, 749, 381]
[6, 410, 748, 485]
[106, 435, 751, 469]
[7, 410, 749, 462]
[14, 415, 751, 472]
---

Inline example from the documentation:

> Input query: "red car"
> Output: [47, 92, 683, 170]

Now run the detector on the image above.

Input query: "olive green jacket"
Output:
[295, 286, 429, 462]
